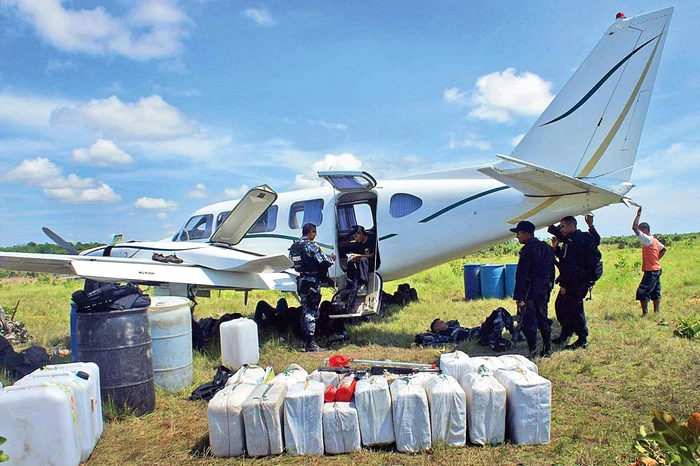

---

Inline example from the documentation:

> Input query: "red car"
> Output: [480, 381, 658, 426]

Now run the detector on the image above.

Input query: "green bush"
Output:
[674, 314, 700, 340]
[634, 410, 700, 465]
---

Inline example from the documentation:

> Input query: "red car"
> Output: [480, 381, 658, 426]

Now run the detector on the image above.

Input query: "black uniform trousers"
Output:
[521, 296, 553, 352]
[555, 280, 590, 342]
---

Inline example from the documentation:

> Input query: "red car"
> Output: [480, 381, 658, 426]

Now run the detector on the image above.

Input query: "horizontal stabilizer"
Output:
[478, 155, 628, 203]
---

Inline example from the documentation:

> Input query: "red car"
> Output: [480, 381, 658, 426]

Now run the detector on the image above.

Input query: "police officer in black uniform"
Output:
[511, 220, 556, 358]
[346, 225, 376, 295]
[548, 214, 600, 350]
[289, 223, 336, 352]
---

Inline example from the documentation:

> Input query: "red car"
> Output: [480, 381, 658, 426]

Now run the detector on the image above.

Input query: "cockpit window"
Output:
[249, 205, 278, 233]
[216, 211, 231, 229]
[178, 214, 213, 241]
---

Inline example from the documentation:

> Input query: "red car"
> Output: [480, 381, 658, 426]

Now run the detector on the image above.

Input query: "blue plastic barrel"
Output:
[70, 302, 78, 362]
[480, 264, 505, 299]
[505, 263, 518, 298]
[463, 264, 481, 300]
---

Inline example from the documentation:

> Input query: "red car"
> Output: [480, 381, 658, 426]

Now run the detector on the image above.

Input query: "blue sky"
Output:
[1, 1, 698, 247]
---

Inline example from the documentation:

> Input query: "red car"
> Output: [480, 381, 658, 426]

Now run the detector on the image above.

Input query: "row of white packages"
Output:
[208, 354, 550, 457]
[439, 351, 551, 445]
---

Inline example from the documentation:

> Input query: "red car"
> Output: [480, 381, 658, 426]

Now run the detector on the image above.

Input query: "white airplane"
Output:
[0, 8, 674, 318]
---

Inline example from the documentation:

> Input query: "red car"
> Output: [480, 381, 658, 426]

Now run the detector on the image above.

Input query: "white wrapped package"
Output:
[493, 368, 551, 445]
[308, 369, 341, 387]
[284, 381, 325, 455]
[322, 402, 361, 454]
[467, 356, 506, 373]
[459, 368, 506, 445]
[390, 377, 431, 452]
[498, 354, 538, 374]
[355, 376, 395, 446]
[208, 382, 257, 457]
[242, 383, 289, 456]
[412, 371, 439, 389]
[425, 375, 467, 447]
[439, 350, 470, 381]
[271, 363, 308, 388]
[225, 364, 271, 386]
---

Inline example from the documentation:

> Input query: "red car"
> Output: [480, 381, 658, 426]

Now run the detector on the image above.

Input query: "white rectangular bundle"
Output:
[225, 364, 271, 386]
[307, 369, 341, 387]
[390, 377, 431, 452]
[424, 374, 467, 447]
[438, 350, 470, 381]
[498, 354, 538, 373]
[270, 363, 308, 388]
[355, 376, 394, 446]
[208, 382, 257, 457]
[242, 383, 289, 456]
[467, 356, 506, 374]
[322, 401, 361, 454]
[411, 371, 438, 389]
[284, 381, 325, 455]
[459, 369, 506, 445]
[493, 368, 551, 445]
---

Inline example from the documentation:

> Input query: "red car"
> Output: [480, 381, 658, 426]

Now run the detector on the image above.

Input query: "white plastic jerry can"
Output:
[30, 362, 104, 440]
[220, 318, 260, 370]
[15, 370, 99, 462]
[0, 384, 82, 466]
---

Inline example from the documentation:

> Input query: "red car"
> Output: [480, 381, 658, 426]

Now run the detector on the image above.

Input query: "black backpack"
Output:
[585, 238, 604, 284]
[289, 239, 305, 272]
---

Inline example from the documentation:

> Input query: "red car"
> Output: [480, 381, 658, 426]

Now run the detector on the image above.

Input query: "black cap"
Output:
[350, 225, 365, 236]
[509, 220, 535, 234]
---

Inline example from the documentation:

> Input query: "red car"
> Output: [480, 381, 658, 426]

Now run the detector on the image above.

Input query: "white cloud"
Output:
[5, 157, 120, 203]
[73, 139, 134, 166]
[448, 132, 491, 151]
[243, 8, 274, 26]
[45, 184, 120, 203]
[187, 183, 208, 199]
[45, 58, 74, 74]
[0, 92, 73, 128]
[511, 133, 525, 147]
[5, 0, 190, 60]
[309, 120, 348, 131]
[156, 212, 168, 219]
[293, 153, 363, 189]
[468, 68, 555, 122]
[134, 197, 179, 211]
[224, 185, 250, 199]
[443, 87, 468, 106]
[51, 95, 198, 140]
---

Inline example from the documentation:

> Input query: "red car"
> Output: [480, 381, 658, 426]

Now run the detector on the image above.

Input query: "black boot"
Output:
[305, 339, 327, 352]
[551, 335, 568, 345]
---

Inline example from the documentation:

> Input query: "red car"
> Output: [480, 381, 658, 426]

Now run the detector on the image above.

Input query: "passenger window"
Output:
[249, 205, 278, 233]
[179, 214, 213, 241]
[288, 199, 324, 229]
[390, 193, 423, 218]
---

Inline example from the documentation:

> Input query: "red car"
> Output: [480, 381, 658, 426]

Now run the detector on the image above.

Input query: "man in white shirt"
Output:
[632, 206, 667, 315]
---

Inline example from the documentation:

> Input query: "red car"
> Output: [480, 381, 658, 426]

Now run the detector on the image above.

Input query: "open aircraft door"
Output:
[318, 171, 383, 318]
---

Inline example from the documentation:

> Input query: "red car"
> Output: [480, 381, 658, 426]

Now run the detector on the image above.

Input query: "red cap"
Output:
[616, 12, 626, 20]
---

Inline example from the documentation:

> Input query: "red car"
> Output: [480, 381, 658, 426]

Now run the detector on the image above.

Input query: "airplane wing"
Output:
[0, 252, 297, 291]
[478, 154, 628, 203]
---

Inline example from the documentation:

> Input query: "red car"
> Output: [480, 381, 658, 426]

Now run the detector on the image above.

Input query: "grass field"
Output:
[1, 238, 699, 465]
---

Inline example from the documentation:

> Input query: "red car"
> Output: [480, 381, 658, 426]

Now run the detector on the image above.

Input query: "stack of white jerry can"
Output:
[0, 362, 103, 466]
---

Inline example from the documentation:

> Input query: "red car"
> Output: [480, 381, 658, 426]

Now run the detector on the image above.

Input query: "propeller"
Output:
[42, 227, 78, 255]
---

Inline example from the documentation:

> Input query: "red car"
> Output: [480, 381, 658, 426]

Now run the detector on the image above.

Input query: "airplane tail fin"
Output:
[511, 8, 673, 184]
